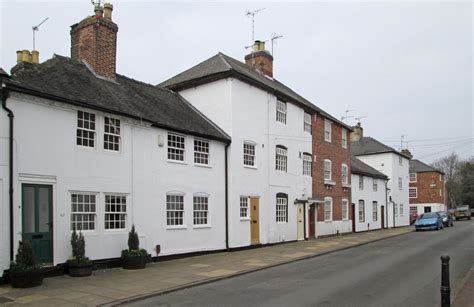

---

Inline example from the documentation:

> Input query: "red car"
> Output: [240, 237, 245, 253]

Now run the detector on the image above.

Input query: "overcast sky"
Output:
[1, 0, 472, 163]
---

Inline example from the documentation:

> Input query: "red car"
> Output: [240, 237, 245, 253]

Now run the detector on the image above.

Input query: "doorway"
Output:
[22, 184, 53, 264]
[381, 205, 385, 228]
[250, 197, 260, 245]
[297, 204, 305, 240]
[309, 204, 315, 238]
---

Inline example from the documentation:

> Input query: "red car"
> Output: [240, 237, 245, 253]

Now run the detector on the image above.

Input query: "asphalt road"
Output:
[129, 221, 474, 307]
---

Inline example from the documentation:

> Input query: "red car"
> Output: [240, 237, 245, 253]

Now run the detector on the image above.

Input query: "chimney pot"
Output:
[16, 50, 22, 63]
[103, 3, 113, 20]
[94, 5, 104, 18]
[21, 50, 31, 63]
[350, 122, 364, 142]
[31, 50, 39, 64]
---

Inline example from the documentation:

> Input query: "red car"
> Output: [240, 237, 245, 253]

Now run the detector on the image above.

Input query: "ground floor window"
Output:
[410, 206, 418, 214]
[324, 197, 332, 221]
[193, 196, 209, 225]
[358, 200, 365, 222]
[166, 194, 184, 226]
[372, 201, 378, 221]
[394, 203, 398, 216]
[104, 194, 127, 229]
[71, 193, 96, 231]
[240, 196, 249, 218]
[399, 204, 404, 216]
[342, 199, 349, 220]
[276, 193, 288, 222]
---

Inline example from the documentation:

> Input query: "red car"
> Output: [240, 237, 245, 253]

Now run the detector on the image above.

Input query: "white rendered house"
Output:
[351, 124, 411, 228]
[0, 6, 230, 275]
[351, 157, 388, 232]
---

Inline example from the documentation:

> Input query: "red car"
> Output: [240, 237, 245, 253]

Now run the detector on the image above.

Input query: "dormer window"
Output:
[276, 100, 287, 124]
[104, 116, 120, 151]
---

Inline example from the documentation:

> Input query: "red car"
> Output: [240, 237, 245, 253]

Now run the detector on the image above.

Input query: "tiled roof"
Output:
[351, 137, 411, 159]
[410, 159, 444, 174]
[351, 157, 388, 179]
[3, 55, 230, 143]
[159, 52, 352, 130]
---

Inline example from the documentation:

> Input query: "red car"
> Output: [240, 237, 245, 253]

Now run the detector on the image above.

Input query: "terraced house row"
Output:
[0, 4, 422, 276]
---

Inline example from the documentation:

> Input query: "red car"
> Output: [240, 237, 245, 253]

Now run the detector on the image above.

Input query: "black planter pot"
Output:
[68, 262, 93, 277]
[10, 269, 43, 288]
[122, 255, 146, 270]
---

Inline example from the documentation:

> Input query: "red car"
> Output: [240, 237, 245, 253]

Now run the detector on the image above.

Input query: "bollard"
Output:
[440, 255, 450, 307]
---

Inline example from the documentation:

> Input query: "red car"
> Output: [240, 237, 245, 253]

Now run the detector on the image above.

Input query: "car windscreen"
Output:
[421, 213, 438, 219]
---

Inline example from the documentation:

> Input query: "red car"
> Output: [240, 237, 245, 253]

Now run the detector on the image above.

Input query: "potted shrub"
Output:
[9, 241, 43, 288]
[121, 225, 148, 270]
[67, 229, 92, 277]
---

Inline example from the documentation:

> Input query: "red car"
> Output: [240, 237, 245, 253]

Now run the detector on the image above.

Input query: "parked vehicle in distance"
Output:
[438, 211, 454, 227]
[471, 207, 474, 217]
[454, 206, 472, 221]
[410, 212, 418, 225]
[415, 212, 444, 231]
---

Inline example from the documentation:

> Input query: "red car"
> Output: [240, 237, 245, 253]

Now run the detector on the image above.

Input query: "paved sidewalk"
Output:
[0, 227, 413, 306]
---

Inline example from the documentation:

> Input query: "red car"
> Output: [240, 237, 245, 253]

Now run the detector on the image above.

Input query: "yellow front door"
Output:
[297, 204, 305, 241]
[250, 197, 260, 245]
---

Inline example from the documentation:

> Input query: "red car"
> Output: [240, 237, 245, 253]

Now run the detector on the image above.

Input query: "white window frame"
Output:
[358, 200, 365, 223]
[303, 153, 312, 176]
[359, 175, 364, 190]
[276, 100, 287, 124]
[399, 156, 403, 166]
[372, 201, 378, 221]
[70, 192, 97, 231]
[194, 138, 210, 165]
[324, 197, 333, 221]
[240, 196, 249, 219]
[394, 203, 398, 216]
[342, 199, 349, 220]
[341, 164, 348, 185]
[103, 116, 121, 152]
[398, 177, 403, 190]
[193, 194, 209, 226]
[304, 112, 312, 134]
[104, 194, 127, 230]
[76, 110, 96, 148]
[373, 178, 378, 192]
[324, 159, 332, 181]
[409, 187, 417, 198]
[410, 206, 418, 214]
[276, 194, 288, 223]
[243, 142, 256, 167]
[400, 204, 404, 216]
[341, 128, 347, 149]
[410, 173, 417, 182]
[166, 193, 185, 227]
[168, 133, 186, 162]
[324, 120, 332, 142]
[276, 145, 288, 172]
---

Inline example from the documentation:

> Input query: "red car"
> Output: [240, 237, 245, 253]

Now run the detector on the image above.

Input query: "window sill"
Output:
[342, 183, 351, 188]
[324, 180, 336, 186]
[167, 160, 187, 165]
[276, 221, 288, 224]
[103, 229, 128, 234]
[193, 225, 212, 229]
[194, 163, 212, 168]
[240, 218, 250, 221]
[324, 139, 331, 143]
[244, 165, 258, 170]
[166, 226, 187, 230]
[324, 220, 333, 223]
[276, 170, 288, 174]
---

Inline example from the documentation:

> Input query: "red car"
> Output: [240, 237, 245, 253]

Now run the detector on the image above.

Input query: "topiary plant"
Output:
[122, 224, 147, 267]
[10, 241, 37, 272]
[68, 229, 90, 265]
[128, 225, 139, 250]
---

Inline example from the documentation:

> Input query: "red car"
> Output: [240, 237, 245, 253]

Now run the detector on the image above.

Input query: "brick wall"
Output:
[409, 171, 445, 204]
[312, 114, 352, 221]
[245, 51, 273, 77]
[70, 16, 118, 79]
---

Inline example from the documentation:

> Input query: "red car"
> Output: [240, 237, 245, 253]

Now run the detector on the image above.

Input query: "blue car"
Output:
[415, 212, 444, 231]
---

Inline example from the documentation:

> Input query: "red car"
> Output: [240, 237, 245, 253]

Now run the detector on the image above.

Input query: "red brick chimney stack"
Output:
[245, 40, 274, 77]
[70, 3, 118, 79]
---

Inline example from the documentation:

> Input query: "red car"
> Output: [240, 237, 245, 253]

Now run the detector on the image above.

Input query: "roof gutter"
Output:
[1, 84, 14, 261]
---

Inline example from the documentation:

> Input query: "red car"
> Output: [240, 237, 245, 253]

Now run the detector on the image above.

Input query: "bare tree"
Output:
[432, 153, 462, 208]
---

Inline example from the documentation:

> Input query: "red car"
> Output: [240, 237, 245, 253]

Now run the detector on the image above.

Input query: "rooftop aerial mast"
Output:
[32, 17, 49, 51]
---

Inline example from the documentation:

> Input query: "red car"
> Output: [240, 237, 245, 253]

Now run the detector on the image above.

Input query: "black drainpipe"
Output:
[385, 180, 389, 229]
[1, 86, 14, 260]
[225, 143, 229, 250]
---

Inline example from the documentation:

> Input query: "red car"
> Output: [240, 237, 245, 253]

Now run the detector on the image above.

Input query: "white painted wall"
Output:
[0, 92, 227, 274]
[179, 78, 312, 247]
[0, 106, 10, 273]
[410, 203, 447, 214]
[351, 175, 386, 232]
[355, 152, 410, 227]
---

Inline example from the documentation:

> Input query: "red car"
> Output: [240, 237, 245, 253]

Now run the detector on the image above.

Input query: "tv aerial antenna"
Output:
[246, 8, 265, 45]
[270, 33, 283, 56]
[341, 109, 356, 122]
[354, 115, 366, 124]
[32, 17, 49, 51]
[91, 0, 103, 6]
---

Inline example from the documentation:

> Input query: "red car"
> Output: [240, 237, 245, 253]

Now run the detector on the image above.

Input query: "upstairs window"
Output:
[194, 139, 210, 165]
[275, 145, 288, 172]
[399, 156, 403, 166]
[168, 133, 185, 161]
[341, 164, 349, 185]
[409, 187, 417, 198]
[342, 128, 347, 148]
[324, 120, 332, 142]
[359, 175, 364, 190]
[398, 177, 403, 190]
[373, 178, 378, 192]
[77, 110, 96, 148]
[276, 100, 287, 124]
[400, 204, 404, 216]
[276, 193, 288, 223]
[410, 173, 417, 182]
[324, 159, 332, 181]
[358, 200, 365, 222]
[243, 142, 256, 167]
[303, 153, 312, 176]
[304, 112, 312, 134]
[104, 116, 120, 151]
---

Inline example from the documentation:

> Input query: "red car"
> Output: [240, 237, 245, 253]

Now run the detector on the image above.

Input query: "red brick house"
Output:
[409, 159, 446, 214]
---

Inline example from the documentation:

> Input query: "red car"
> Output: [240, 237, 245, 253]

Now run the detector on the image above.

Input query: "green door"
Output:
[22, 184, 53, 264]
